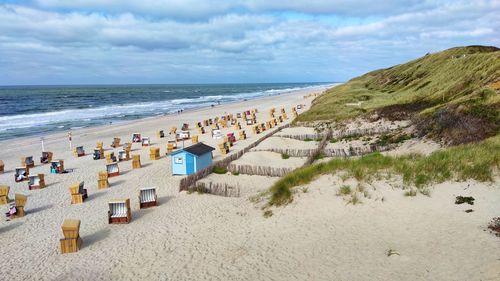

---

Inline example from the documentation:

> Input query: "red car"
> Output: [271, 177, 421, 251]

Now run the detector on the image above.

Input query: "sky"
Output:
[0, 0, 498, 85]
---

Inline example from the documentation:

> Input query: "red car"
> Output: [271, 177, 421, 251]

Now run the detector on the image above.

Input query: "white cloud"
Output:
[35, 0, 432, 19]
[0, 0, 498, 84]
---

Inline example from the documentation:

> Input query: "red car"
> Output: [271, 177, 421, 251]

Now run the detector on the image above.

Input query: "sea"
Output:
[0, 83, 333, 140]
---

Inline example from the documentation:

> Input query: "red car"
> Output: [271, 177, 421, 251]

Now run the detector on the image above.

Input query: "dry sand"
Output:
[251, 136, 319, 151]
[272, 175, 500, 281]
[383, 138, 442, 156]
[231, 151, 307, 169]
[1, 84, 499, 281]
[0, 87, 317, 281]
[274, 126, 318, 138]
[198, 173, 279, 197]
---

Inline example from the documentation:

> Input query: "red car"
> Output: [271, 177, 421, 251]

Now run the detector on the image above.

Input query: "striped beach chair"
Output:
[139, 187, 157, 209]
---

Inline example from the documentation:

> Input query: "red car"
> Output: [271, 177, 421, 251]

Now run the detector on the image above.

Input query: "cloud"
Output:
[34, 0, 432, 19]
[0, 0, 498, 85]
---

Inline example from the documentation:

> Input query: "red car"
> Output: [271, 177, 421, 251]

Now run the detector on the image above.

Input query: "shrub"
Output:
[212, 166, 227, 174]
[281, 153, 290, 159]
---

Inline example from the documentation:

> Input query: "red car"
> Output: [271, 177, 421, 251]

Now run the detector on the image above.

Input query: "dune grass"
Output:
[269, 135, 499, 206]
[212, 166, 227, 174]
[297, 46, 500, 145]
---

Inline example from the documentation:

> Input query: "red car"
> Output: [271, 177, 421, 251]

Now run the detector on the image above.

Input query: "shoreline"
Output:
[0, 84, 334, 147]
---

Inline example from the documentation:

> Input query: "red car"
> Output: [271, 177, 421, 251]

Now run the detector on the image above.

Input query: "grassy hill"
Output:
[299, 46, 500, 144]
[265, 46, 499, 206]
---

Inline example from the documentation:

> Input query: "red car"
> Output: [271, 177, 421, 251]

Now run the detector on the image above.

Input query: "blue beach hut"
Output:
[170, 142, 215, 175]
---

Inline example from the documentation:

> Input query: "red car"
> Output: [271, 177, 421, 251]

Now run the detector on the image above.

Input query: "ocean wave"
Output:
[0, 83, 333, 133]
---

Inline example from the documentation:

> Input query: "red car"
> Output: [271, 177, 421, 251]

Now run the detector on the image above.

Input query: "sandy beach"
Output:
[1, 85, 499, 281]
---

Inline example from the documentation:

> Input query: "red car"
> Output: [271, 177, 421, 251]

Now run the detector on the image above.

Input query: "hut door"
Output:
[186, 154, 195, 174]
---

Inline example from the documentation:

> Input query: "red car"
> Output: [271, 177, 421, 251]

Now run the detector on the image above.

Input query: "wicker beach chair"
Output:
[239, 130, 247, 140]
[212, 129, 222, 139]
[106, 163, 119, 177]
[132, 155, 141, 169]
[60, 219, 82, 254]
[21, 156, 35, 168]
[132, 133, 142, 143]
[176, 131, 190, 141]
[111, 137, 121, 148]
[118, 150, 130, 161]
[105, 152, 116, 163]
[69, 181, 87, 204]
[149, 147, 160, 160]
[28, 174, 46, 190]
[98, 171, 109, 189]
[8, 194, 27, 218]
[139, 187, 157, 209]
[218, 142, 229, 155]
[50, 160, 64, 174]
[94, 148, 104, 160]
[166, 143, 174, 154]
[40, 152, 53, 164]
[141, 137, 151, 147]
[15, 167, 29, 182]
[74, 146, 85, 157]
[0, 185, 9, 205]
[108, 199, 131, 224]
[169, 127, 177, 135]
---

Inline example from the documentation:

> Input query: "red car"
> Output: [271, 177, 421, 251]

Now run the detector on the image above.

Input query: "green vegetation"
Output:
[231, 171, 240, 176]
[304, 138, 313, 142]
[263, 210, 273, 218]
[349, 193, 360, 205]
[338, 185, 352, 195]
[374, 133, 413, 146]
[212, 166, 227, 174]
[281, 153, 290, 159]
[314, 152, 325, 160]
[298, 46, 500, 145]
[268, 135, 499, 206]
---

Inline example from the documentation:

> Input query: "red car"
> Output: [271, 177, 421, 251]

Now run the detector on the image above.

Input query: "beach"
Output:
[1, 85, 499, 281]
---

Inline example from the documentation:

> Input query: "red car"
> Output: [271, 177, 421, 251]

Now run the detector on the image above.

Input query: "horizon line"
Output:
[0, 81, 341, 87]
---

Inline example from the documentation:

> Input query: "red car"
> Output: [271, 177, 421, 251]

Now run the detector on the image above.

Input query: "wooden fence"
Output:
[193, 181, 240, 197]
[227, 164, 294, 177]
[179, 123, 291, 192]
[250, 148, 317, 157]
[323, 144, 395, 157]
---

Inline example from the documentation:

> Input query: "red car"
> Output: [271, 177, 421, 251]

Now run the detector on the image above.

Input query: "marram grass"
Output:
[269, 135, 499, 206]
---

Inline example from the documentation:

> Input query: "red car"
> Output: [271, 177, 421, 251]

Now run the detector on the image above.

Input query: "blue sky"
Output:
[0, 0, 498, 85]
